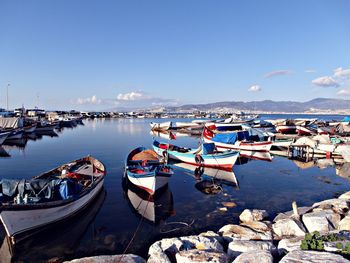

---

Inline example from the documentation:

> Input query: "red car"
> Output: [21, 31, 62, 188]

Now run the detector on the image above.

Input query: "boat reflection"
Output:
[150, 130, 201, 140]
[0, 189, 106, 263]
[0, 146, 10, 158]
[2, 138, 28, 150]
[236, 151, 273, 165]
[173, 163, 239, 195]
[123, 181, 175, 224]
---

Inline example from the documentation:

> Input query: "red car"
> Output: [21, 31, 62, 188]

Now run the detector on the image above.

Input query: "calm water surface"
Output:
[0, 116, 349, 262]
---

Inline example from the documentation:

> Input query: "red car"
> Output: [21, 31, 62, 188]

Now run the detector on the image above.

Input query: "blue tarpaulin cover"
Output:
[202, 143, 216, 154]
[212, 133, 237, 144]
[343, 116, 350, 122]
[59, 179, 82, 199]
[237, 131, 250, 141]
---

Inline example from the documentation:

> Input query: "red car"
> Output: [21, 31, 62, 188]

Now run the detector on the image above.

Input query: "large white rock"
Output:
[64, 254, 145, 263]
[338, 191, 350, 200]
[272, 218, 306, 238]
[239, 209, 269, 223]
[240, 221, 270, 233]
[312, 198, 350, 215]
[302, 210, 340, 233]
[338, 215, 350, 231]
[218, 224, 272, 242]
[273, 207, 312, 222]
[232, 250, 273, 263]
[279, 250, 350, 263]
[227, 240, 276, 259]
[277, 237, 303, 253]
[148, 235, 223, 262]
[175, 249, 228, 263]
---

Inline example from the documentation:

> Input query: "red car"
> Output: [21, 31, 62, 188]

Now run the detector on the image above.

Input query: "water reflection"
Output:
[123, 181, 175, 224]
[0, 189, 106, 263]
[0, 146, 10, 158]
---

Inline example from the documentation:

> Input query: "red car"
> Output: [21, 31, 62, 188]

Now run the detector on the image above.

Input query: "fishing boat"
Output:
[149, 121, 172, 131]
[35, 121, 56, 132]
[152, 140, 239, 171]
[125, 147, 173, 195]
[5, 128, 24, 140]
[0, 156, 106, 244]
[202, 127, 272, 152]
[23, 123, 37, 134]
[0, 131, 11, 145]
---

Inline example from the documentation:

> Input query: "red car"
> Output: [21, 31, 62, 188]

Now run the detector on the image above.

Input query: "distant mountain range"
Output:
[165, 98, 350, 114]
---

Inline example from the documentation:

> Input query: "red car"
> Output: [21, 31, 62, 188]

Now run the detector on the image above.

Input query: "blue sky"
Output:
[0, 0, 350, 110]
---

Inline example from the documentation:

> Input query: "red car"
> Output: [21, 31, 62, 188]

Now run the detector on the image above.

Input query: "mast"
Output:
[6, 83, 10, 110]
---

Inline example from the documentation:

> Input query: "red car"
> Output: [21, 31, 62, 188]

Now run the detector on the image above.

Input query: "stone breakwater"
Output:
[65, 191, 350, 263]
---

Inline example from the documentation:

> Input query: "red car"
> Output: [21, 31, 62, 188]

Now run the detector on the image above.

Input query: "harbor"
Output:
[1, 113, 350, 262]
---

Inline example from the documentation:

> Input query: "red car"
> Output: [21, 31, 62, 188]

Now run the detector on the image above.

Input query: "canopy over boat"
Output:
[0, 117, 24, 129]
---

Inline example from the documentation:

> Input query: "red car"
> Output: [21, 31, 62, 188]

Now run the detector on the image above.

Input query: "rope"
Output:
[160, 219, 195, 234]
[117, 178, 154, 263]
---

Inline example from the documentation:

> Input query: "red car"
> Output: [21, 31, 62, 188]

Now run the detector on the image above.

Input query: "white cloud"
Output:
[334, 67, 350, 79]
[305, 69, 316, 73]
[116, 91, 147, 101]
[264, 70, 292, 78]
[312, 76, 339, 87]
[77, 95, 102, 105]
[248, 85, 261, 92]
[337, 88, 350, 96]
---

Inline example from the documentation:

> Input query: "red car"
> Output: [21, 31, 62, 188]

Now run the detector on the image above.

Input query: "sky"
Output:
[0, 0, 350, 110]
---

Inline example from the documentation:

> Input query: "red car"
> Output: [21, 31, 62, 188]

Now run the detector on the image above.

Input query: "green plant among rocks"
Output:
[300, 231, 350, 255]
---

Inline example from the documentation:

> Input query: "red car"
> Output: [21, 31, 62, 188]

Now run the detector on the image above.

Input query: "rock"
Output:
[240, 221, 270, 233]
[227, 240, 276, 259]
[148, 235, 223, 262]
[339, 191, 350, 200]
[302, 210, 341, 233]
[279, 250, 349, 263]
[277, 237, 303, 253]
[232, 250, 273, 263]
[273, 207, 313, 222]
[64, 254, 145, 263]
[175, 249, 228, 263]
[199, 231, 226, 245]
[221, 201, 237, 208]
[324, 241, 350, 253]
[147, 252, 171, 263]
[239, 209, 269, 223]
[338, 216, 350, 231]
[218, 224, 272, 242]
[272, 218, 306, 238]
[312, 198, 350, 215]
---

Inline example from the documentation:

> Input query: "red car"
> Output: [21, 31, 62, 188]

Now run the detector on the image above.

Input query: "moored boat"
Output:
[149, 121, 172, 131]
[0, 156, 106, 244]
[152, 140, 239, 171]
[125, 147, 173, 195]
[202, 127, 272, 152]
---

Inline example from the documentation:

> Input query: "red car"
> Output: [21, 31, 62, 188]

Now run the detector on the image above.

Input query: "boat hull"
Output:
[0, 132, 11, 145]
[0, 179, 104, 243]
[203, 136, 272, 152]
[126, 171, 169, 195]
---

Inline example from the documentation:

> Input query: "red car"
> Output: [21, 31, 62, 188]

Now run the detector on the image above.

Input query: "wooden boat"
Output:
[152, 140, 239, 171]
[23, 124, 37, 134]
[296, 125, 317, 136]
[35, 121, 56, 132]
[125, 147, 173, 195]
[0, 131, 11, 145]
[275, 125, 297, 134]
[5, 128, 23, 140]
[0, 156, 106, 244]
[149, 121, 172, 131]
[202, 127, 272, 152]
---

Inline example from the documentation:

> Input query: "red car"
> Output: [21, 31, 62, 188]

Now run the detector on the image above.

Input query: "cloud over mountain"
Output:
[248, 85, 261, 92]
[312, 76, 339, 87]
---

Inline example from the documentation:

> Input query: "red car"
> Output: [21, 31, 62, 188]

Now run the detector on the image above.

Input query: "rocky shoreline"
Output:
[65, 191, 350, 263]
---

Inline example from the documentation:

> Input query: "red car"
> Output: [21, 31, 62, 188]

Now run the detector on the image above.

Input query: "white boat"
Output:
[0, 156, 106, 244]
[125, 147, 173, 195]
[202, 127, 272, 152]
[173, 122, 201, 129]
[149, 121, 172, 131]
[153, 140, 239, 171]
